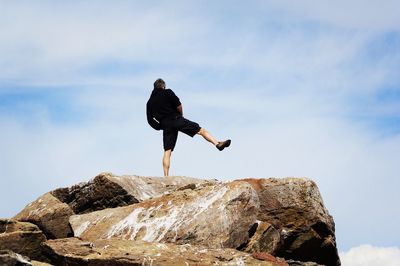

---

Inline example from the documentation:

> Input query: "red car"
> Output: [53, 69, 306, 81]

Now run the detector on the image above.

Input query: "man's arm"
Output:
[146, 102, 161, 130]
[166, 89, 182, 115]
[177, 104, 183, 115]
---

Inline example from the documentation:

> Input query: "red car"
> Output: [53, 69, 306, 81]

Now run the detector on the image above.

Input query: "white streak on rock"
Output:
[73, 213, 113, 237]
[74, 221, 91, 237]
[15, 253, 31, 264]
[235, 256, 245, 266]
[28, 203, 47, 217]
[105, 185, 229, 243]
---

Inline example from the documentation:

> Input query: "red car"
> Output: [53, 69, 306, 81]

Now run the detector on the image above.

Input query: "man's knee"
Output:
[197, 128, 205, 135]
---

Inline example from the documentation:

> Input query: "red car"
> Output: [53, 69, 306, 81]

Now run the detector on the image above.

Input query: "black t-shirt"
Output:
[146, 88, 181, 129]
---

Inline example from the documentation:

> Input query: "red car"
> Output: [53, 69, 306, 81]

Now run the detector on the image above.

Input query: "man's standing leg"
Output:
[163, 128, 178, 177]
[163, 149, 172, 176]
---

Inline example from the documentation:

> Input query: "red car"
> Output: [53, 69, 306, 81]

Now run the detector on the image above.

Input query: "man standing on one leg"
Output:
[146, 78, 231, 176]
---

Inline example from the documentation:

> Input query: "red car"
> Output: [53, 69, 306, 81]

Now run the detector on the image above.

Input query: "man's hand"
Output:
[177, 104, 183, 115]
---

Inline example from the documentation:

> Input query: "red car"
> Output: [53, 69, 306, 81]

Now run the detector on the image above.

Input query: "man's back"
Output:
[147, 88, 181, 123]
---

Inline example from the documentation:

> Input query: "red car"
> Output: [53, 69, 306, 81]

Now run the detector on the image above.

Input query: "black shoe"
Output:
[216, 139, 231, 151]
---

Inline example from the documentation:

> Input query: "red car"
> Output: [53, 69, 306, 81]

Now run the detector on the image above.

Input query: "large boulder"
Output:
[70, 181, 259, 249]
[43, 237, 283, 266]
[14, 172, 212, 239]
[9, 174, 340, 266]
[241, 178, 340, 266]
[13, 192, 74, 239]
[0, 219, 48, 262]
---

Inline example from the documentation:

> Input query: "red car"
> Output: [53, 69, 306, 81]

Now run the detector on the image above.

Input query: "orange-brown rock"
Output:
[244, 221, 281, 254]
[253, 252, 288, 266]
[43, 237, 282, 266]
[10, 174, 340, 266]
[241, 178, 340, 266]
[70, 181, 259, 249]
[14, 173, 212, 239]
[13, 192, 74, 239]
[0, 219, 48, 262]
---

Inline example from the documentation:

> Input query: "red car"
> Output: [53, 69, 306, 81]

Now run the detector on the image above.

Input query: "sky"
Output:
[0, 1, 399, 264]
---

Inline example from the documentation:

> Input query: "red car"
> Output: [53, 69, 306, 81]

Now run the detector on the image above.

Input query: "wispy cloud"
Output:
[340, 245, 400, 266]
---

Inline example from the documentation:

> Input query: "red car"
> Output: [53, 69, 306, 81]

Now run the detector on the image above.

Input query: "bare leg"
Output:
[163, 149, 172, 176]
[197, 128, 218, 146]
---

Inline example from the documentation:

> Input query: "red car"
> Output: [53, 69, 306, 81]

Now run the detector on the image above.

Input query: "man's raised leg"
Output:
[197, 128, 231, 151]
[197, 128, 218, 145]
[163, 149, 172, 176]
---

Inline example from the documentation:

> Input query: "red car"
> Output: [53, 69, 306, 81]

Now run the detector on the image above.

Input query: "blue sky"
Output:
[1, 1, 400, 262]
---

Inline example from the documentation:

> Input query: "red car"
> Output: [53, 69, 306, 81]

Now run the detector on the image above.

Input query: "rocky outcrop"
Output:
[0, 219, 48, 262]
[5, 173, 340, 265]
[69, 181, 259, 249]
[43, 237, 281, 266]
[242, 178, 340, 266]
[14, 173, 211, 239]
[13, 192, 74, 239]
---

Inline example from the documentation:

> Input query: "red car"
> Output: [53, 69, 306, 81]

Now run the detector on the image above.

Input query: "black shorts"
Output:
[162, 116, 201, 151]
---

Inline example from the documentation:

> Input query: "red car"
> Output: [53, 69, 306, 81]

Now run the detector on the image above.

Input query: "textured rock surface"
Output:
[0, 250, 53, 266]
[43, 237, 281, 266]
[286, 260, 323, 266]
[70, 181, 259, 249]
[13, 192, 74, 239]
[0, 219, 48, 262]
[244, 221, 281, 254]
[14, 173, 211, 239]
[106, 173, 215, 201]
[51, 173, 140, 214]
[242, 178, 340, 266]
[0, 250, 32, 266]
[8, 173, 340, 266]
[51, 172, 212, 214]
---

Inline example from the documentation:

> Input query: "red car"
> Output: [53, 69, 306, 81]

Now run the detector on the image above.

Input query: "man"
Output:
[146, 78, 231, 176]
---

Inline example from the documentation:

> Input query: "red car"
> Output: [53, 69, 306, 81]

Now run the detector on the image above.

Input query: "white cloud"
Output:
[264, 0, 400, 30]
[340, 245, 400, 266]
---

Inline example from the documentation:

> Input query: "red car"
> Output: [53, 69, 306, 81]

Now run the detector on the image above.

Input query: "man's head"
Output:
[154, 78, 166, 89]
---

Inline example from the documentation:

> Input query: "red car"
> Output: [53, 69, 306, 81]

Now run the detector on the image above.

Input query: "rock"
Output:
[10, 174, 340, 266]
[50, 173, 140, 214]
[70, 181, 259, 249]
[43, 237, 280, 265]
[252, 252, 288, 266]
[14, 173, 212, 239]
[105, 173, 214, 201]
[0, 250, 53, 266]
[31, 261, 53, 266]
[241, 178, 340, 266]
[0, 219, 48, 262]
[13, 192, 74, 239]
[285, 259, 323, 266]
[0, 250, 32, 266]
[51, 172, 212, 214]
[243, 221, 281, 254]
